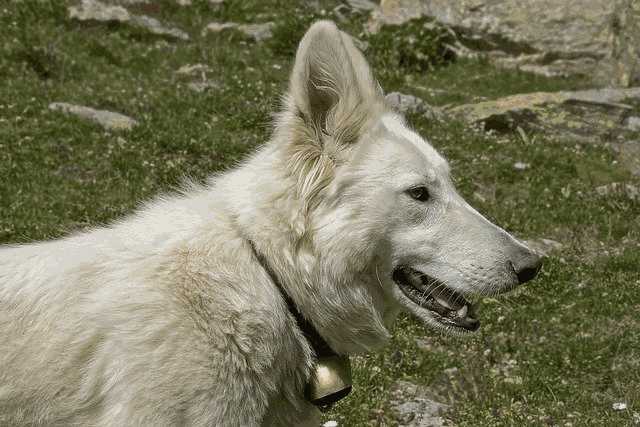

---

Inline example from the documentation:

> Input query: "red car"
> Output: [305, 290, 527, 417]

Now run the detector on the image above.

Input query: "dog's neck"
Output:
[247, 240, 335, 358]
[221, 144, 392, 355]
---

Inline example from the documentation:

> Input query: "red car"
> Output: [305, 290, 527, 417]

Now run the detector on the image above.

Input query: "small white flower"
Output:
[612, 402, 627, 411]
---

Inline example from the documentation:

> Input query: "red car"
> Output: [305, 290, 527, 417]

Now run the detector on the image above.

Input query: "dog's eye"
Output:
[407, 186, 430, 202]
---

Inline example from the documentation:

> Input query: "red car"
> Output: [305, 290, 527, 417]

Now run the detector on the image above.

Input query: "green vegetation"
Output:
[1, 1, 637, 425]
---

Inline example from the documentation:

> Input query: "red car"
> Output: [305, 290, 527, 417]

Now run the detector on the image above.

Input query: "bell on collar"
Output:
[306, 354, 352, 407]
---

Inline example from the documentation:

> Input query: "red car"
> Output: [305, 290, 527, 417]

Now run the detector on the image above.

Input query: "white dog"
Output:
[0, 21, 541, 426]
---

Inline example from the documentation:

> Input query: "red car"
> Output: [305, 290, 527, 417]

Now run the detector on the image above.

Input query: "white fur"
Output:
[0, 21, 539, 425]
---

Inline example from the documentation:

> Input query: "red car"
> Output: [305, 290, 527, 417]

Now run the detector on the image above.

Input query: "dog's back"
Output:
[0, 185, 316, 426]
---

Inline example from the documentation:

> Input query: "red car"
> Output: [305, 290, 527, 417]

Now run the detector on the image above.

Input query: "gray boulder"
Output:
[448, 87, 640, 143]
[369, 0, 640, 87]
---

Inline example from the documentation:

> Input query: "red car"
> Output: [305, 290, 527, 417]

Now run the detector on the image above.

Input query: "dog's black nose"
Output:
[512, 253, 543, 284]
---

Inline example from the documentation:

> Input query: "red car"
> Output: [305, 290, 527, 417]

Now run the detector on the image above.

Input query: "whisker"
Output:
[374, 264, 385, 290]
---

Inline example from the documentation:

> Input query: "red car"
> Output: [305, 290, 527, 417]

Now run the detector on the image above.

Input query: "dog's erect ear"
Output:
[288, 21, 383, 146]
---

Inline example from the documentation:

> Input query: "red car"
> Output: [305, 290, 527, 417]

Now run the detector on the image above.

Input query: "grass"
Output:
[1, 0, 638, 425]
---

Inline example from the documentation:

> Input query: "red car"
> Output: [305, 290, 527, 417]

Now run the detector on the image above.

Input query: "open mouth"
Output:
[392, 266, 480, 332]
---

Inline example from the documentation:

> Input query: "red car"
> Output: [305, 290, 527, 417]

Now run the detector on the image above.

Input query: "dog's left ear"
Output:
[287, 21, 384, 147]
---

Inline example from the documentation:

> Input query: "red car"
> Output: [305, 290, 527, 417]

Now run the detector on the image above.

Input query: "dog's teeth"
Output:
[457, 305, 468, 318]
[436, 297, 453, 310]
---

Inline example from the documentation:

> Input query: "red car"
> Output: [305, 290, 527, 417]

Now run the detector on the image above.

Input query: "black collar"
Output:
[248, 240, 335, 357]
[248, 240, 350, 406]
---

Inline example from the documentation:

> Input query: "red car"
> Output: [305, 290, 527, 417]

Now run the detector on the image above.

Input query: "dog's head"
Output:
[277, 21, 541, 350]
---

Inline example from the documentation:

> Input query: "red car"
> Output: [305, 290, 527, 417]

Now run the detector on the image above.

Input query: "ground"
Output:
[1, 1, 638, 426]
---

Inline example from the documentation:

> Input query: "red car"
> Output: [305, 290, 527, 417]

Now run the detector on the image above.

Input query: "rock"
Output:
[203, 21, 274, 42]
[624, 116, 640, 131]
[176, 0, 192, 6]
[130, 15, 189, 40]
[524, 238, 563, 257]
[69, 0, 189, 41]
[347, 0, 377, 12]
[176, 63, 211, 76]
[49, 102, 138, 131]
[351, 36, 369, 52]
[388, 380, 449, 427]
[203, 22, 238, 33]
[385, 91, 425, 113]
[513, 162, 529, 171]
[615, 141, 640, 176]
[187, 81, 218, 93]
[237, 22, 275, 42]
[595, 182, 639, 200]
[109, 0, 148, 4]
[69, 0, 130, 22]
[385, 91, 441, 120]
[612, 1, 640, 87]
[322, 421, 338, 427]
[448, 87, 640, 143]
[369, 0, 640, 87]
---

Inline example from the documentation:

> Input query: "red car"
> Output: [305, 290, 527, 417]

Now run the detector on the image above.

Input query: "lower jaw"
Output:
[392, 267, 480, 332]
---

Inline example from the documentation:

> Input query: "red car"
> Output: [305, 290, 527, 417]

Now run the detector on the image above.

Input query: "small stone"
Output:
[236, 22, 275, 42]
[415, 337, 433, 351]
[131, 15, 189, 40]
[596, 182, 640, 200]
[68, 0, 130, 23]
[322, 421, 338, 427]
[612, 402, 627, 411]
[203, 22, 238, 33]
[351, 36, 369, 52]
[49, 102, 138, 131]
[176, 0, 192, 5]
[616, 141, 640, 176]
[472, 192, 487, 203]
[202, 21, 274, 41]
[176, 64, 211, 76]
[68, 0, 189, 40]
[385, 91, 441, 120]
[347, 0, 377, 12]
[513, 162, 530, 170]
[386, 92, 425, 114]
[443, 367, 459, 377]
[388, 380, 449, 427]
[625, 116, 640, 131]
[503, 376, 523, 385]
[524, 238, 563, 257]
[187, 81, 218, 93]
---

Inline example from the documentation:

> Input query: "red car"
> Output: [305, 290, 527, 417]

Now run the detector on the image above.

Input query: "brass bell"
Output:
[306, 354, 352, 407]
